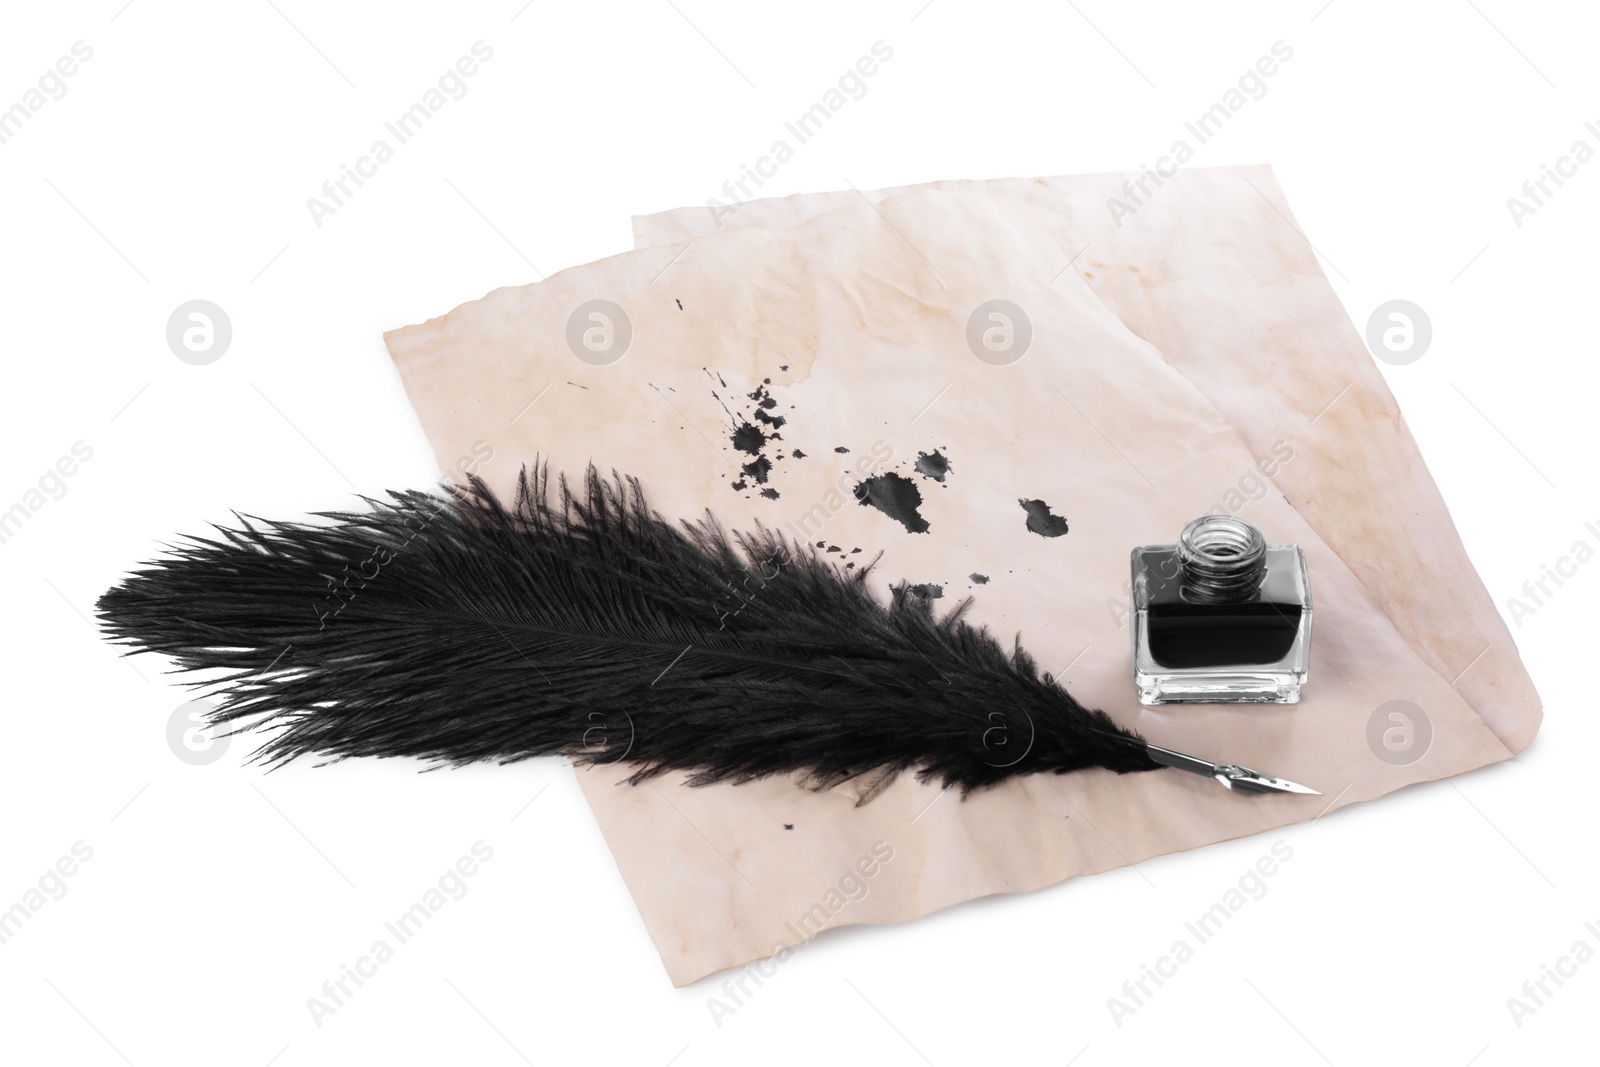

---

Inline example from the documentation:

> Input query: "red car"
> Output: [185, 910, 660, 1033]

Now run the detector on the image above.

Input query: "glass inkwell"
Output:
[1131, 515, 1311, 704]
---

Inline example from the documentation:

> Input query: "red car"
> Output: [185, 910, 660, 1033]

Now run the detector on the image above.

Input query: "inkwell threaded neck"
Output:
[1177, 515, 1267, 603]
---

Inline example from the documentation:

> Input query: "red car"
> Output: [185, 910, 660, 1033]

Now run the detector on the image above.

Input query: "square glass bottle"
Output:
[1131, 515, 1312, 704]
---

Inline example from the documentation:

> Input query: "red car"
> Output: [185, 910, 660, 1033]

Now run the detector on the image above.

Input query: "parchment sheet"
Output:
[385, 170, 1536, 985]
[633, 165, 1540, 756]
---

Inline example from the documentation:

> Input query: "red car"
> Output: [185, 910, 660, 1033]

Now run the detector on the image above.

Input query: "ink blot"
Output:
[914, 449, 952, 483]
[834, 446, 850, 454]
[792, 449, 807, 459]
[742, 456, 773, 484]
[909, 583, 944, 599]
[722, 378, 795, 496]
[970, 573, 990, 584]
[731, 422, 767, 454]
[1019, 499, 1069, 538]
[854, 472, 930, 534]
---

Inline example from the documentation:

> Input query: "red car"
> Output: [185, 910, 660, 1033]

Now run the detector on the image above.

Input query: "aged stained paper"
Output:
[385, 170, 1536, 985]
[634, 165, 1539, 756]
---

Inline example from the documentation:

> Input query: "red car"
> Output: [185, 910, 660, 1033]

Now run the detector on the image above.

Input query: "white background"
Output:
[1, 1, 1595, 1064]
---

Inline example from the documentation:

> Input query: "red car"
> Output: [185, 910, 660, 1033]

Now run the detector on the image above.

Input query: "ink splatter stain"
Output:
[731, 422, 767, 454]
[1019, 499, 1069, 538]
[970, 573, 990, 584]
[783, 823, 794, 830]
[853, 472, 930, 534]
[742, 456, 773, 484]
[909, 583, 944, 599]
[914, 449, 952, 483]
[707, 373, 837, 503]
[675, 298, 683, 310]
[717, 378, 794, 499]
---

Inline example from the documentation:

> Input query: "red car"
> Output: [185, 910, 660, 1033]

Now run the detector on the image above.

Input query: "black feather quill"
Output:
[96, 462, 1161, 795]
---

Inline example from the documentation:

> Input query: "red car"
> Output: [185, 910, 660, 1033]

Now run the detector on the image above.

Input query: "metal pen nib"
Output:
[1145, 743, 1320, 796]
